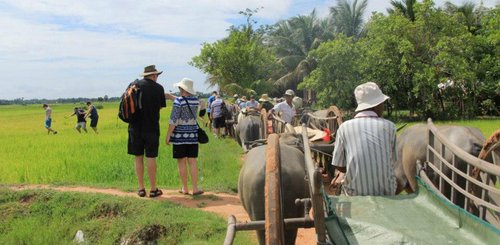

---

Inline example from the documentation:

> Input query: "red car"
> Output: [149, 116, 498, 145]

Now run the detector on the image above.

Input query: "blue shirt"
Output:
[169, 96, 199, 145]
[207, 95, 216, 113]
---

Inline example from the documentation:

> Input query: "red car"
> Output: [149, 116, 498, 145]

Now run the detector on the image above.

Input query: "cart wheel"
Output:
[265, 134, 284, 245]
[260, 109, 268, 139]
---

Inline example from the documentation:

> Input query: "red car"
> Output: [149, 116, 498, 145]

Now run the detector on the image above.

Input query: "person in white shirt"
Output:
[269, 89, 296, 124]
[42, 104, 57, 135]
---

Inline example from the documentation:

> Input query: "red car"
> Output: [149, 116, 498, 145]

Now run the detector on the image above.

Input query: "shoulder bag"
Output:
[183, 97, 209, 144]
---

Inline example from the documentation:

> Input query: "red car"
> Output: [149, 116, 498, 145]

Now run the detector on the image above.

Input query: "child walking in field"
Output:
[68, 107, 87, 133]
[42, 104, 57, 135]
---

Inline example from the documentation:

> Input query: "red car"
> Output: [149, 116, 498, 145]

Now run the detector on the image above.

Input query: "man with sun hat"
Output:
[331, 82, 403, 196]
[128, 65, 166, 198]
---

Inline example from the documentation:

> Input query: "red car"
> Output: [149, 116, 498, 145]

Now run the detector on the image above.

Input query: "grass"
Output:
[0, 102, 253, 244]
[0, 102, 497, 244]
[0, 102, 244, 192]
[0, 187, 253, 244]
[394, 118, 500, 137]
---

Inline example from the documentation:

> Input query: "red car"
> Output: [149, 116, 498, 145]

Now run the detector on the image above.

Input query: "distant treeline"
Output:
[0, 96, 119, 105]
[0, 92, 215, 105]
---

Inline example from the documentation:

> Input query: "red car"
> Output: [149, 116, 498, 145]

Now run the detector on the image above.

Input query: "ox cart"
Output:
[224, 117, 500, 244]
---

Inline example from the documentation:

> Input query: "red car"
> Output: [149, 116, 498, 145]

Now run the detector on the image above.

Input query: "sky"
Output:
[0, 0, 497, 100]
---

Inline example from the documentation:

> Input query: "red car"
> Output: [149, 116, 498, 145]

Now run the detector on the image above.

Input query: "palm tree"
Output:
[443, 1, 481, 34]
[387, 0, 417, 22]
[268, 10, 332, 94]
[330, 0, 368, 38]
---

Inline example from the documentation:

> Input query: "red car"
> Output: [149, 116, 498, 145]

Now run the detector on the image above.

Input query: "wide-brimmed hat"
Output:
[284, 89, 295, 96]
[240, 96, 247, 102]
[354, 82, 389, 112]
[173, 78, 196, 95]
[140, 65, 163, 76]
[259, 94, 271, 102]
[233, 94, 239, 98]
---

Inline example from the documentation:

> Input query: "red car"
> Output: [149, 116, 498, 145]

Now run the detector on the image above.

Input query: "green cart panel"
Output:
[324, 178, 499, 245]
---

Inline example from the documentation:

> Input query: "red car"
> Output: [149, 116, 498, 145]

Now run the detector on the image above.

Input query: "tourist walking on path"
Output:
[268, 89, 296, 124]
[166, 78, 204, 196]
[330, 82, 403, 196]
[128, 65, 166, 198]
[84, 101, 99, 134]
[210, 95, 226, 138]
[42, 104, 57, 135]
[206, 91, 217, 130]
[68, 107, 88, 133]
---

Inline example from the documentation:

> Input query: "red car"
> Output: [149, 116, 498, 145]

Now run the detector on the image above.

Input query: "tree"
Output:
[443, 1, 482, 34]
[330, 0, 368, 38]
[299, 35, 360, 110]
[190, 9, 278, 96]
[267, 10, 332, 95]
[387, 0, 417, 22]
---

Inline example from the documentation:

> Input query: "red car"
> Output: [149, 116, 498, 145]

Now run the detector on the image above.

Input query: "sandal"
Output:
[178, 189, 190, 195]
[137, 189, 146, 197]
[192, 190, 204, 196]
[149, 188, 163, 198]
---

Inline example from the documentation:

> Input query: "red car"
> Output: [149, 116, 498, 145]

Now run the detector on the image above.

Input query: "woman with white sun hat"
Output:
[166, 78, 204, 196]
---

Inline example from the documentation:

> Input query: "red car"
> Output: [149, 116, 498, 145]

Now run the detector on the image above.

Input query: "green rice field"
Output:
[0, 102, 244, 192]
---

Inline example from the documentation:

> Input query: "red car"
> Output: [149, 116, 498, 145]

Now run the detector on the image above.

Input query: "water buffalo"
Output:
[235, 114, 263, 151]
[238, 134, 309, 245]
[397, 124, 485, 205]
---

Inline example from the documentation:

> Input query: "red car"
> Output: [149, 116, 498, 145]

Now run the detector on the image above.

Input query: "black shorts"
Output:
[213, 117, 226, 128]
[173, 144, 199, 159]
[199, 109, 206, 117]
[128, 131, 159, 158]
[90, 117, 98, 127]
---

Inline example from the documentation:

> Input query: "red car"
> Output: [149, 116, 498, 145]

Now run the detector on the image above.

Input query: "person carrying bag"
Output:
[166, 78, 205, 196]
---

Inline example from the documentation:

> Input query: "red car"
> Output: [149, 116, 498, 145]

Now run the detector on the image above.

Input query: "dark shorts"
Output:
[173, 144, 199, 159]
[128, 131, 159, 158]
[199, 109, 206, 117]
[207, 112, 211, 119]
[213, 117, 226, 128]
[90, 117, 98, 127]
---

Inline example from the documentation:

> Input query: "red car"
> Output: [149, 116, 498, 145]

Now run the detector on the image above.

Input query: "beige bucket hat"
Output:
[140, 65, 163, 76]
[259, 94, 271, 102]
[284, 89, 295, 96]
[294, 126, 325, 142]
[173, 78, 196, 95]
[354, 82, 389, 112]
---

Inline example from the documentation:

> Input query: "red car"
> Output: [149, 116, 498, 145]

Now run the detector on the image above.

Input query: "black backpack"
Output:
[221, 102, 231, 119]
[118, 79, 142, 123]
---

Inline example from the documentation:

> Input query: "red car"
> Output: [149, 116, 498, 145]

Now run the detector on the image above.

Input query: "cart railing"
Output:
[421, 118, 500, 227]
[301, 125, 328, 244]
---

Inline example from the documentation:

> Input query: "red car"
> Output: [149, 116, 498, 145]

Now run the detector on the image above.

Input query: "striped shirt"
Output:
[331, 111, 398, 196]
[169, 96, 199, 145]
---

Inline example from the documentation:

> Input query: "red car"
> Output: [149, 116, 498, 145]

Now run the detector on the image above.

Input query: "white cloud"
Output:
[0, 0, 298, 99]
[0, 0, 497, 99]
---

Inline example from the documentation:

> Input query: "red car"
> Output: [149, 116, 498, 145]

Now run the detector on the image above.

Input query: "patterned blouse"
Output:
[169, 96, 199, 145]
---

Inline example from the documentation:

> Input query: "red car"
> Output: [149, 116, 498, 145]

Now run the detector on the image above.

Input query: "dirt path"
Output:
[9, 185, 316, 244]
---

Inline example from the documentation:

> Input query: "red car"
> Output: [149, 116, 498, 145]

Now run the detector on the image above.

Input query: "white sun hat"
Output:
[354, 82, 390, 112]
[173, 78, 196, 95]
